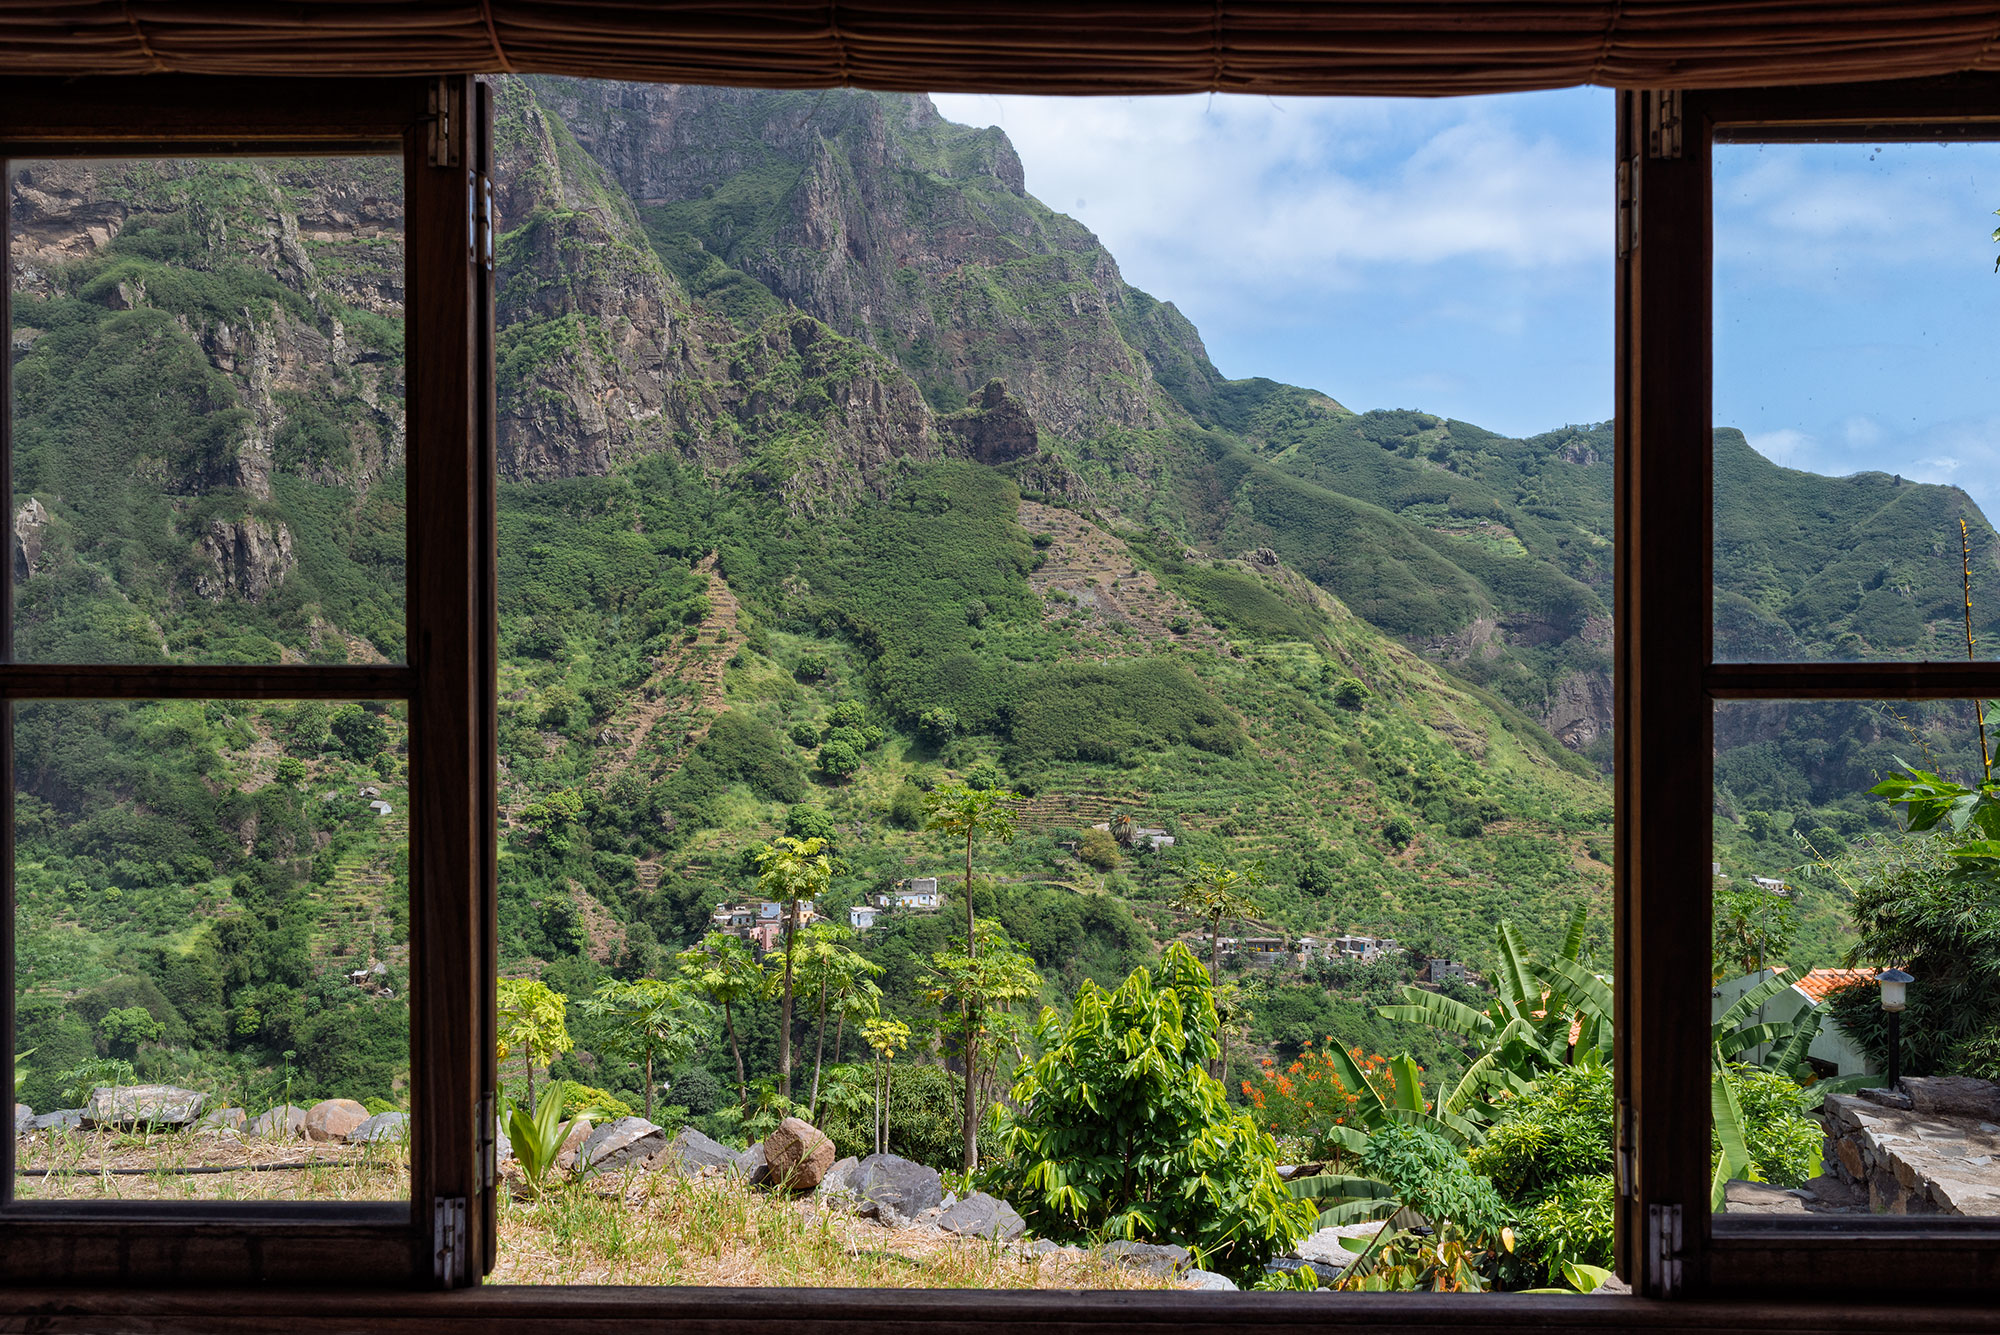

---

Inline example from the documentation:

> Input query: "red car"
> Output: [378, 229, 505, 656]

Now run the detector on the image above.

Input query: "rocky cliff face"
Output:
[525, 78, 1213, 443]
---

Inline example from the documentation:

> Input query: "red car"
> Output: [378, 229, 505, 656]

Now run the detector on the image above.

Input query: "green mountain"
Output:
[8, 78, 1993, 1117]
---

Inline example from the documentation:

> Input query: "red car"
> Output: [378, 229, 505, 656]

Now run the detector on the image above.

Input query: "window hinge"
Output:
[428, 78, 462, 169]
[1616, 156, 1638, 260]
[1645, 1202, 1684, 1298]
[433, 1195, 469, 1288]
[477, 1093, 497, 1191]
[1646, 90, 1683, 160]
[1614, 1098, 1636, 1197]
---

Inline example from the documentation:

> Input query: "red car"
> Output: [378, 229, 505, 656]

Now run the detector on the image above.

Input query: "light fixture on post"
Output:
[1877, 966, 1913, 1089]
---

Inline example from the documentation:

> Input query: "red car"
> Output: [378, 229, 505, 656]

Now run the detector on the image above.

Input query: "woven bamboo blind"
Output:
[4, 2, 2000, 93]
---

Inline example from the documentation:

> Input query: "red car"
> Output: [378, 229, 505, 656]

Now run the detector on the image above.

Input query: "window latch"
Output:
[1646, 89, 1683, 160]
[1645, 1202, 1684, 1298]
[434, 1195, 469, 1288]
[477, 1093, 497, 1191]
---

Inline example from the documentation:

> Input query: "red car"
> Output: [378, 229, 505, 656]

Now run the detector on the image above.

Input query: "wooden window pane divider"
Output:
[0, 664, 417, 700]
[1705, 661, 2000, 699]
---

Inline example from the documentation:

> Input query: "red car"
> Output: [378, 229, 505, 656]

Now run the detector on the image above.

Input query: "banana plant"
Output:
[1283, 1047, 1481, 1225]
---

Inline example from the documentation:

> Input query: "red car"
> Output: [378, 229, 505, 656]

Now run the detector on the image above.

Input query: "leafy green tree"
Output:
[754, 835, 835, 1098]
[1171, 862, 1263, 1075]
[330, 703, 387, 763]
[861, 1017, 911, 1157]
[97, 1005, 164, 1058]
[919, 918, 1041, 1169]
[988, 942, 1315, 1280]
[917, 706, 958, 745]
[783, 805, 839, 847]
[1077, 828, 1121, 870]
[922, 780, 1019, 953]
[816, 741, 860, 781]
[496, 977, 573, 1115]
[1714, 879, 1798, 979]
[1339, 1123, 1512, 1291]
[676, 933, 766, 1109]
[274, 757, 308, 788]
[576, 977, 711, 1123]
[518, 788, 585, 852]
[775, 923, 883, 1120]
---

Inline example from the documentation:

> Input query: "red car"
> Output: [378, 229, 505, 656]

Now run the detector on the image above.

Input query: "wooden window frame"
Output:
[0, 75, 498, 1288]
[1619, 75, 2000, 1300]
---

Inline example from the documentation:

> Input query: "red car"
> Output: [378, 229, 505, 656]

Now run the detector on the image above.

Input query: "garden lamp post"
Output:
[1877, 966, 1913, 1089]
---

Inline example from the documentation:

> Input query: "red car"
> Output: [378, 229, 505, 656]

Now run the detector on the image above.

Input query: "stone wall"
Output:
[1821, 1077, 2000, 1215]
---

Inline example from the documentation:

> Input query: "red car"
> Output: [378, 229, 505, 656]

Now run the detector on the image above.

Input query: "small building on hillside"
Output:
[1420, 957, 1470, 986]
[1712, 966, 1874, 1076]
[1327, 933, 1398, 962]
[710, 898, 821, 953]
[887, 877, 942, 911]
[848, 904, 880, 931]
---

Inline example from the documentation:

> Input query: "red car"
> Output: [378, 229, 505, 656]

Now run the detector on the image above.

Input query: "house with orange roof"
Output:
[1712, 965, 1876, 1077]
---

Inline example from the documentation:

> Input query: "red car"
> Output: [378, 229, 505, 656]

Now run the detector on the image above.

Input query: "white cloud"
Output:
[1744, 416, 2000, 509]
[929, 91, 1608, 316]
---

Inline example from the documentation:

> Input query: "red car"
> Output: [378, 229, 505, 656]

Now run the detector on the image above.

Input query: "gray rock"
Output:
[1905, 1076, 2000, 1122]
[1183, 1268, 1238, 1291]
[1097, 1238, 1191, 1276]
[1722, 1179, 1811, 1214]
[651, 1125, 738, 1174]
[195, 1107, 247, 1133]
[348, 1111, 409, 1144]
[84, 1084, 206, 1128]
[33, 1109, 83, 1133]
[1027, 1238, 1061, 1256]
[1293, 1226, 1364, 1268]
[578, 1116, 670, 1174]
[817, 1155, 861, 1197]
[248, 1105, 308, 1140]
[1263, 1256, 1325, 1285]
[937, 1191, 1026, 1242]
[494, 1116, 513, 1163]
[12, 1103, 31, 1135]
[851, 1152, 943, 1221]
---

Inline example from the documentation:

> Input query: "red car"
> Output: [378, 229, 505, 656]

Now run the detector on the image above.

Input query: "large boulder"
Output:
[936, 1191, 1026, 1241]
[348, 1111, 409, 1144]
[553, 1118, 595, 1171]
[304, 1099, 369, 1142]
[817, 1155, 861, 1197]
[195, 1107, 247, 1134]
[1293, 1227, 1364, 1269]
[578, 1117, 671, 1174]
[850, 1152, 943, 1224]
[653, 1126, 738, 1174]
[32, 1109, 83, 1133]
[12, 1103, 30, 1135]
[84, 1085, 206, 1128]
[1904, 1076, 2000, 1122]
[762, 1116, 836, 1192]
[248, 1105, 308, 1140]
[733, 1141, 771, 1185]
[1097, 1238, 1191, 1276]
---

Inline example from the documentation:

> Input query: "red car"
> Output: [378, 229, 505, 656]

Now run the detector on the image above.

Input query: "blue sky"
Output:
[931, 91, 2000, 510]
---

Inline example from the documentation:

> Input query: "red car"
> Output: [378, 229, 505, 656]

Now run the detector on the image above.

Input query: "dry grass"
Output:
[14, 1135, 1182, 1290]
[13, 1128, 408, 1203]
[491, 1170, 1178, 1290]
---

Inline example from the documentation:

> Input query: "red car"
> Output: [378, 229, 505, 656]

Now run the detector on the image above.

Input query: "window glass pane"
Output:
[11, 699, 409, 1203]
[482, 77, 1617, 1288]
[1713, 141, 2000, 664]
[7, 157, 405, 665]
[1711, 697, 2000, 1219]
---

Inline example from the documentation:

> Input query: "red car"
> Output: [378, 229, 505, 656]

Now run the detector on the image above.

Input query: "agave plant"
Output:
[503, 1084, 583, 1196]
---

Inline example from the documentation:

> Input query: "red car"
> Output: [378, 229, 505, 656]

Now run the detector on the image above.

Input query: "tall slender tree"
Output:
[496, 977, 573, 1115]
[1171, 862, 1263, 1077]
[863, 1017, 911, 1157]
[753, 835, 835, 1099]
[919, 918, 1042, 1169]
[920, 781, 1019, 1166]
[576, 978, 711, 1123]
[777, 923, 884, 1121]
[676, 933, 766, 1109]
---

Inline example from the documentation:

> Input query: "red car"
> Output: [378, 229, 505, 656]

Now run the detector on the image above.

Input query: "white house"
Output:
[1711, 966, 1875, 1076]
[888, 877, 941, 911]
[848, 904, 879, 931]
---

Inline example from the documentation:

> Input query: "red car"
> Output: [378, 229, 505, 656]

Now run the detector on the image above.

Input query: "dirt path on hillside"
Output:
[596, 552, 743, 786]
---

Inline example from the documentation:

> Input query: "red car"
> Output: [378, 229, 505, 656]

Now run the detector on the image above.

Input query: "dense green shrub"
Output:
[985, 944, 1315, 1280]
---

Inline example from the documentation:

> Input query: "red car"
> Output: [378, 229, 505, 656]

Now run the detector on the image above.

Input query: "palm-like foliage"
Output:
[774, 924, 884, 1121]
[754, 834, 836, 1099]
[1172, 862, 1263, 1076]
[575, 977, 711, 1123]
[504, 1083, 581, 1196]
[676, 932, 767, 1109]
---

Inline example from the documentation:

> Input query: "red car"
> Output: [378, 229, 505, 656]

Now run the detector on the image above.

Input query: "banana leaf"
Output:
[1495, 922, 1539, 1012]
[1557, 904, 1590, 964]
[1543, 954, 1612, 1025]
[1378, 988, 1496, 1043]
[1713, 972, 1795, 1039]
[1710, 1058, 1757, 1210]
